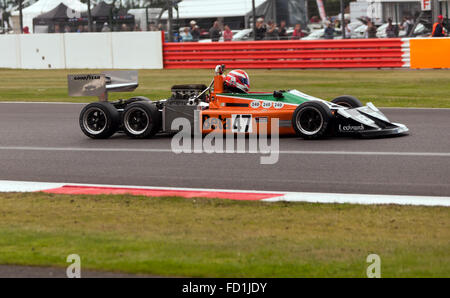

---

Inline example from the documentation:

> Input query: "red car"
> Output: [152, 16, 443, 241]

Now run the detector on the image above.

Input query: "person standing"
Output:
[366, 20, 377, 38]
[223, 25, 233, 41]
[400, 16, 413, 36]
[291, 24, 305, 40]
[324, 21, 335, 39]
[190, 20, 201, 41]
[386, 18, 396, 38]
[432, 15, 446, 37]
[209, 21, 221, 42]
[344, 19, 352, 38]
[180, 27, 193, 42]
[254, 17, 266, 40]
[265, 20, 279, 40]
[101, 22, 110, 32]
[278, 20, 288, 40]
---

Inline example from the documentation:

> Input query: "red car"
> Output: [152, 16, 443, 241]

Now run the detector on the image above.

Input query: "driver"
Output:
[223, 69, 250, 93]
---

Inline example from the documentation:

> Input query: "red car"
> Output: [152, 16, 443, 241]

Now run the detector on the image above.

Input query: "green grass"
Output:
[1, 68, 450, 107]
[0, 192, 448, 277]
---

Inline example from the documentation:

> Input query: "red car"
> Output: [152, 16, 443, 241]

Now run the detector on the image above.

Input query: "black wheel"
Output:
[79, 102, 119, 139]
[331, 95, 363, 108]
[292, 101, 332, 139]
[122, 102, 161, 138]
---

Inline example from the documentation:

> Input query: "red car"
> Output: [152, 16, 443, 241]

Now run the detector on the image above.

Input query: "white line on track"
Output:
[0, 146, 449, 157]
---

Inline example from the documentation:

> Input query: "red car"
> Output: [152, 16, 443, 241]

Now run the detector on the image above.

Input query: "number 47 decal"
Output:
[231, 114, 252, 133]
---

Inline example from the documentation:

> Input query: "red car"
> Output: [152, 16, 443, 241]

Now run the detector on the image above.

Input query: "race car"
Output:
[68, 66, 409, 140]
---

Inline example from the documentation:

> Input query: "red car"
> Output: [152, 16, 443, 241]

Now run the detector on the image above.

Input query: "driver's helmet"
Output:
[224, 70, 250, 93]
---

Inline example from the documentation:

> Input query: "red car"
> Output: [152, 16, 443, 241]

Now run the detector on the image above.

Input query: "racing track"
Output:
[1, 102, 450, 197]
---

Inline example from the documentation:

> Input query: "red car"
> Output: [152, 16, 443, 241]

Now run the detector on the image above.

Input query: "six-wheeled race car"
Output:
[68, 65, 408, 140]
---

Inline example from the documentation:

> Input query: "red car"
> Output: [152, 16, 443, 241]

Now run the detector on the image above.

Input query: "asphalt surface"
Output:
[0, 265, 153, 278]
[0, 102, 449, 196]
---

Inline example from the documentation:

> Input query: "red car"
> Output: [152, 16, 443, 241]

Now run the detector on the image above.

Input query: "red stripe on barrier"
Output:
[163, 38, 404, 69]
[41, 185, 283, 201]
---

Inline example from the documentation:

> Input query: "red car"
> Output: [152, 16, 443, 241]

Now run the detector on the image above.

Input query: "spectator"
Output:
[255, 17, 266, 40]
[432, 15, 446, 37]
[22, 26, 30, 34]
[190, 20, 201, 41]
[334, 19, 341, 29]
[76, 25, 83, 33]
[278, 20, 288, 40]
[265, 20, 279, 40]
[134, 24, 141, 31]
[209, 21, 221, 42]
[365, 20, 377, 38]
[310, 16, 320, 23]
[121, 24, 129, 32]
[64, 25, 71, 33]
[344, 19, 351, 38]
[180, 27, 193, 42]
[386, 18, 396, 38]
[101, 22, 110, 32]
[291, 24, 305, 39]
[148, 22, 156, 31]
[400, 16, 413, 36]
[324, 21, 335, 39]
[223, 25, 233, 41]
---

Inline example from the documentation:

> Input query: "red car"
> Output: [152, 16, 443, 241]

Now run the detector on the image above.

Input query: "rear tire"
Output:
[292, 101, 332, 139]
[122, 102, 161, 138]
[331, 95, 363, 108]
[79, 102, 119, 139]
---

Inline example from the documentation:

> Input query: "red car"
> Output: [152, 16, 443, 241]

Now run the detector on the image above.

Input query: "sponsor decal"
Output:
[73, 75, 101, 81]
[262, 101, 272, 108]
[250, 101, 261, 109]
[274, 102, 284, 109]
[339, 124, 365, 132]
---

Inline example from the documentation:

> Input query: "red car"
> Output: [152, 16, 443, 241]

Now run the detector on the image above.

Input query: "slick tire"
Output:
[122, 101, 161, 138]
[79, 102, 120, 139]
[331, 95, 363, 108]
[292, 101, 332, 140]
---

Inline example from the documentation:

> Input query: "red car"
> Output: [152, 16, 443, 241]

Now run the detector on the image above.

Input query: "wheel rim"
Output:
[124, 107, 150, 135]
[82, 107, 108, 135]
[296, 107, 324, 135]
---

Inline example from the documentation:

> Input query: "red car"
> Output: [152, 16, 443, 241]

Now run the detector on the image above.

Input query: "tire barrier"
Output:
[163, 38, 407, 69]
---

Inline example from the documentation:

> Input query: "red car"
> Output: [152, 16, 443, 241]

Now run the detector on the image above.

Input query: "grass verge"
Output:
[0, 192, 448, 277]
[1, 68, 450, 107]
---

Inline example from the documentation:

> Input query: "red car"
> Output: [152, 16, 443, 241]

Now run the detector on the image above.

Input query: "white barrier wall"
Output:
[20, 34, 66, 69]
[64, 33, 113, 69]
[0, 31, 163, 69]
[0, 35, 21, 68]
[111, 32, 163, 69]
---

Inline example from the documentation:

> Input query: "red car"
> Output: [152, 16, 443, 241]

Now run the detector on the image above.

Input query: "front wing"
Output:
[332, 102, 409, 138]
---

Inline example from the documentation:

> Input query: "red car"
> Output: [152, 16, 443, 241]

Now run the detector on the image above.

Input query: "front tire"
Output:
[122, 102, 161, 138]
[292, 101, 332, 139]
[79, 102, 120, 139]
[331, 95, 363, 108]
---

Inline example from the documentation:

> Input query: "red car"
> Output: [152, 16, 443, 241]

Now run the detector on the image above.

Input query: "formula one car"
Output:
[68, 66, 408, 139]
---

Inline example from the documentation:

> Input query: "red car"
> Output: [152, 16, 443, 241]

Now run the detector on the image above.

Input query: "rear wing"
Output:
[67, 71, 138, 101]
